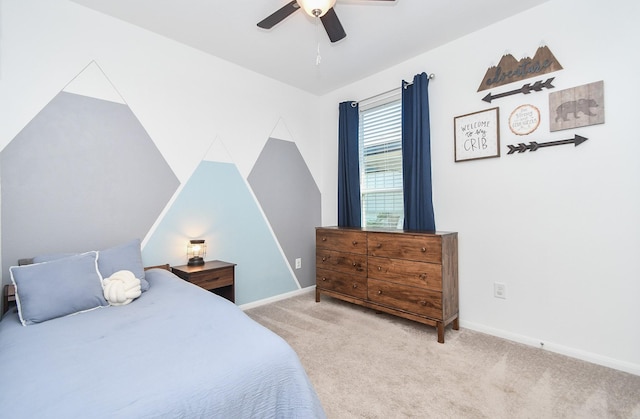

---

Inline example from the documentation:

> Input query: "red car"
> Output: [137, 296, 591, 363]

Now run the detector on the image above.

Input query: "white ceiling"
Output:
[70, 0, 550, 96]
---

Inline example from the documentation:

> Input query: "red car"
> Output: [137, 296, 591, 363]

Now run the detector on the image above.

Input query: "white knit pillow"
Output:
[102, 270, 142, 306]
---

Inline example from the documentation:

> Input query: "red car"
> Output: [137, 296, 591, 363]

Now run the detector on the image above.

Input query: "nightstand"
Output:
[171, 260, 236, 303]
[2, 285, 16, 316]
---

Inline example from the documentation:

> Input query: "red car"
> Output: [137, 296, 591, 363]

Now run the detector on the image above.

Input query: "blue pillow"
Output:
[33, 253, 75, 263]
[10, 252, 108, 326]
[98, 239, 149, 292]
[33, 239, 149, 292]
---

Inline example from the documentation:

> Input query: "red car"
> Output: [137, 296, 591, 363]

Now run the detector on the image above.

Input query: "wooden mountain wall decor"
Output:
[478, 46, 563, 92]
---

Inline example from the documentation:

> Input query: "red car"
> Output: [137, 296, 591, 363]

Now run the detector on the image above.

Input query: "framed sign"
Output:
[549, 80, 604, 132]
[454, 107, 500, 162]
[509, 104, 540, 135]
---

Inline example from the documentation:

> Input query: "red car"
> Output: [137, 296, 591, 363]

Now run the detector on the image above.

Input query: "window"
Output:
[359, 92, 403, 228]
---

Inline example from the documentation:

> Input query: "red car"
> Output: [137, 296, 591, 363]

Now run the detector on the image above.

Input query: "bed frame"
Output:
[2, 263, 170, 316]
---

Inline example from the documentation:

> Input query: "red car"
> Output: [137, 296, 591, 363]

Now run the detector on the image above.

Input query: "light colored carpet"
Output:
[246, 291, 640, 419]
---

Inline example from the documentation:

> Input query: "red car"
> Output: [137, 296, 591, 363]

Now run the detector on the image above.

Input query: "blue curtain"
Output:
[401, 72, 435, 231]
[338, 101, 361, 227]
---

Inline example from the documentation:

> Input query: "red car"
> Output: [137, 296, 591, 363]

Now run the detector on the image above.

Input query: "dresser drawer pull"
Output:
[377, 266, 382, 271]
[419, 273, 427, 280]
[322, 277, 327, 281]
[421, 247, 427, 252]
[322, 237, 327, 241]
[352, 262, 357, 267]
[322, 257, 326, 262]
[420, 300, 427, 306]
[376, 243, 382, 248]
[353, 283, 358, 289]
[377, 290, 382, 295]
[352, 240, 358, 245]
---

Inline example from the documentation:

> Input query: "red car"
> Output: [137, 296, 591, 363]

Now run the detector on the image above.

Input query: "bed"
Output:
[0, 242, 325, 418]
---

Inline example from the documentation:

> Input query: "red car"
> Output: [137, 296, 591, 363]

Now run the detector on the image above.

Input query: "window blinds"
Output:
[358, 95, 403, 228]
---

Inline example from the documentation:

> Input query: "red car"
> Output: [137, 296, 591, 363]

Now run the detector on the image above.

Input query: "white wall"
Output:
[318, 0, 640, 374]
[0, 0, 323, 279]
[0, 0, 322, 183]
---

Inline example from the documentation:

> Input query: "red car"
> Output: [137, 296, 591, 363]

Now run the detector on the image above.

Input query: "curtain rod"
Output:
[351, 73, 435, 107]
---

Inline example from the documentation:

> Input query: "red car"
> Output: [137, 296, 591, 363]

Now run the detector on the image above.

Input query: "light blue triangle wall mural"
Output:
[143, 161, 298, 305]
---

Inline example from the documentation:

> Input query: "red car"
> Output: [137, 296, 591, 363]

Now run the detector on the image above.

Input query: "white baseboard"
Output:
[239, 286, 315, 311]
[460, 320, 640, 376]
[241, 290, 640, 376]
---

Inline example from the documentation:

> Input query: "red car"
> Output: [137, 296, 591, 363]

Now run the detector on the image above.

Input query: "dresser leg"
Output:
[437, 322, 445, 343]
[453, 317, 459, 330]
[315, 288, 320, 302]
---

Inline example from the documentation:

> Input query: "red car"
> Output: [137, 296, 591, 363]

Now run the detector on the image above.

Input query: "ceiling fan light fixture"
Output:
[297, 0, 336, 18]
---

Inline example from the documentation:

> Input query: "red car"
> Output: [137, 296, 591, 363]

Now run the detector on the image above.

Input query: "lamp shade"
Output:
[187, 239, 206, 266]
[297, 0, 336, 17]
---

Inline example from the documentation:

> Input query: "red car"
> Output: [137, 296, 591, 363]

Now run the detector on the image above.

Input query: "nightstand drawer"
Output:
[188, 267, 234, 289]
[171, 260, 236, 303]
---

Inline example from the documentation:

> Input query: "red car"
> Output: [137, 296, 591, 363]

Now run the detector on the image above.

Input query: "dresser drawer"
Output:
[368, 278, 442, 319]
[188, 267, 234, 290]
[368, 256, 442, 291]
[317, 229, 367, 254]
[317, 268, 368, 299]
[316, 249, 367, 276]
[368, 232, 442, 263]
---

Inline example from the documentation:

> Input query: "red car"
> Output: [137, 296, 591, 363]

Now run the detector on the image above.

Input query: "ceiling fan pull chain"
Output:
[315, 17, 322, 65]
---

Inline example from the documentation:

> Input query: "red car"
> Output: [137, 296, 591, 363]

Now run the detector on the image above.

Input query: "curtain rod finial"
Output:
[428, 73, 435, 80]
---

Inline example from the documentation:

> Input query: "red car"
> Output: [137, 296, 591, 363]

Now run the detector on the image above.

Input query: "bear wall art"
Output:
[549, 80, 604, 132]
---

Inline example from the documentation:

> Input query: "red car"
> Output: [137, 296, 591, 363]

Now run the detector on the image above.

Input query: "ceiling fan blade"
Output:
[320, 7, 346, 43]
[257, 0, 300, 29]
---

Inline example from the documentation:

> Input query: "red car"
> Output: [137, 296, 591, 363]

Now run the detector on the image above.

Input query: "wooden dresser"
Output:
[316, 226, 458, 343]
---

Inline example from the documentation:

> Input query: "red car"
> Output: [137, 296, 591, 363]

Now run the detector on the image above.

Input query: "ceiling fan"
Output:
[257, 0, 396, 43]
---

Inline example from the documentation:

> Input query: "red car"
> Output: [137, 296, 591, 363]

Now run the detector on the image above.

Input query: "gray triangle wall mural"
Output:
[0, 63, 179, 280]
[247, 138, 321, 289]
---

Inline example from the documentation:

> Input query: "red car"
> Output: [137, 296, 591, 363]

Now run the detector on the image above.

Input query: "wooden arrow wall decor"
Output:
[482, 78, 555, 103]
[507, 134, 588, 155]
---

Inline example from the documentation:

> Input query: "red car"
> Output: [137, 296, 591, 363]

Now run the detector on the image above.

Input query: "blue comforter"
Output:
[0, 269, 325, 418]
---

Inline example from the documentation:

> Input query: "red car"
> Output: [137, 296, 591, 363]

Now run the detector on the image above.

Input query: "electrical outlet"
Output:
[295, 258, 302, 269]
[494, 282, 506, 299]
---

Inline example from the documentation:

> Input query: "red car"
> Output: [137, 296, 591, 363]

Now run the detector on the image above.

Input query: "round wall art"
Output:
[509, 104, 540, 135]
